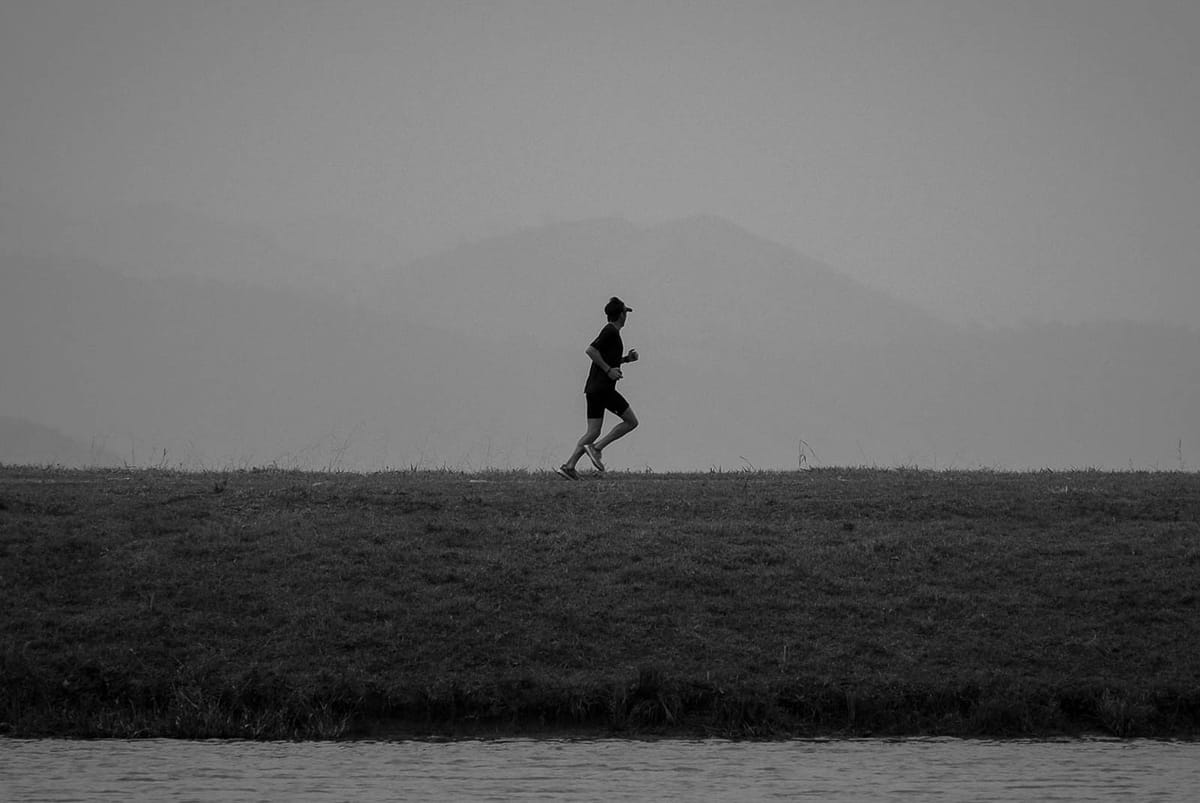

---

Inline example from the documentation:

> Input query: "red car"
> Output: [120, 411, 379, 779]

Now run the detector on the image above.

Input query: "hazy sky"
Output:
[3, 0, 1198, 328]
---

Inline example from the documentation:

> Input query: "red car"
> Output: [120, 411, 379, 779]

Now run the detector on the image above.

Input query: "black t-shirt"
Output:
[584, 323, 623, 393]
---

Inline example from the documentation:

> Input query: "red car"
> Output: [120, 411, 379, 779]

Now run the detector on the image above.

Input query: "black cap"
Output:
[604, 296, 633, 319]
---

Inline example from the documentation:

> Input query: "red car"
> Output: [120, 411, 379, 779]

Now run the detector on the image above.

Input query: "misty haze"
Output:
[2, 2, 1198, 472]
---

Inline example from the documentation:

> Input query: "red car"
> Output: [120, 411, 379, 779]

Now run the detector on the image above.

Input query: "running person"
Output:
[557, 296, 640, 479]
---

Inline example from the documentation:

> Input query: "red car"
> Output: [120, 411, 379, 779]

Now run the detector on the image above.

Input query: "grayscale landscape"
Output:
[2, 1, 1197, 471]
[5, 2, 1200, 769]
[3, 209, 1198, 471]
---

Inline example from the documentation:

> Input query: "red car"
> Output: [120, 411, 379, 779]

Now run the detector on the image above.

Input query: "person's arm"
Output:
[586, 345, 622, 379]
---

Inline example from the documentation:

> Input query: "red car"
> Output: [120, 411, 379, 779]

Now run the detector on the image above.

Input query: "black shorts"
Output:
[586, 388, 629, 419]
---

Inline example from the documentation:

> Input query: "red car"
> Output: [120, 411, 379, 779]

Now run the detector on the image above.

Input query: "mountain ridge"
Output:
[355, 215, 958, 360]
[3, 213, 1197, 470]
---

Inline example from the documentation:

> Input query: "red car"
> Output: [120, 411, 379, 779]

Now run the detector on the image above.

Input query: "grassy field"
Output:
[2, 465, 1198, 740]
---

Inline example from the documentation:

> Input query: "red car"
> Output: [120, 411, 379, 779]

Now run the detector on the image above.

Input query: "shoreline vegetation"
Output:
[2, 465, 1198, 740]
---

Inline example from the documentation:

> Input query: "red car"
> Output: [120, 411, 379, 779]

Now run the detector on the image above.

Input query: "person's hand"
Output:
[607, 366, 623, 380]
[626, 349, 639, 363]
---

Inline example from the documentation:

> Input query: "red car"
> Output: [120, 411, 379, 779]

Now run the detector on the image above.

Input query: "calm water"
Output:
[2, 738, 1197, 801]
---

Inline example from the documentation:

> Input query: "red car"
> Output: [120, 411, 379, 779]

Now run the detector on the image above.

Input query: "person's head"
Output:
[604, 296, 633, 323]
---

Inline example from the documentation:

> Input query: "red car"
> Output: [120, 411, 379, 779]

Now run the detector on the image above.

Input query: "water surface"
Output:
[3, 737, 1197, 801]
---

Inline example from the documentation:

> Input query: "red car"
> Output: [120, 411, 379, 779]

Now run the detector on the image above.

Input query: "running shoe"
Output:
[555, 465, 581, 481]
[584, 444, 606, 472]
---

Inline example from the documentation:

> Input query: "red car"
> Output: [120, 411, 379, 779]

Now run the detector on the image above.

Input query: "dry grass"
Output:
[2, 465, 1198, 738]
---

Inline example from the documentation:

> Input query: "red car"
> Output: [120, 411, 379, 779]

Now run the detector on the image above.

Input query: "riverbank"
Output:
[2, 466, 1198, 739]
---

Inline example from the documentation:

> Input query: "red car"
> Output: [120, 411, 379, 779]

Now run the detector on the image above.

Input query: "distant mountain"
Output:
[0, 416, 122, 467]
[355, 215, 954, 359]
[3, 217, 1197, 470]
[350, 217, 645, 344]
[1, 254, 579, 469]
[355, 216, 1200, 469]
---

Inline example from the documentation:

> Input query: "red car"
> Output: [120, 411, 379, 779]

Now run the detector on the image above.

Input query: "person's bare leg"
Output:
[565, 419, 603, 469]
[592, 408, 638, 454]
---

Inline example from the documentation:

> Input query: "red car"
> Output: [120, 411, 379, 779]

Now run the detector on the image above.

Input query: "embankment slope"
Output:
[2, 467, 1197, 738]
